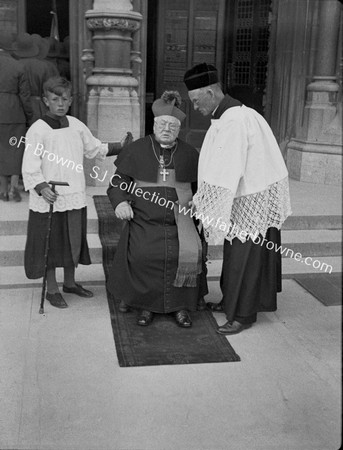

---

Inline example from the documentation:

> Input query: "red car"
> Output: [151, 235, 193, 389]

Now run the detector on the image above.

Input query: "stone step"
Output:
[0, 256, 340, 289]
[283, 215, 342, 230]
[0, 263, 105, 289]
[0, 218, 99, 236]
[0, 214, 341, 236]
[207, 229, 342, 259]
[206, 256, 341, 280]
[0, 229, 341, 267]
[0, 233, 102, 267]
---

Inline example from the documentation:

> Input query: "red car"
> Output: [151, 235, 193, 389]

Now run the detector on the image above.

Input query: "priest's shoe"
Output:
[63, 283, 94, 298]
[216, 320, 252, 335]
[46, 292, 68, 308]
[137, 310, 154, 326]
[206, 300, 224, 312]
[118, 300, 130, 313]
[197, 296, 207, 311]
[174, 310, 192, 328]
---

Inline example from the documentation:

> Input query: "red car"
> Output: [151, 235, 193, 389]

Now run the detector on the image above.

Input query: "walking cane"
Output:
[39, 180, 69, 314]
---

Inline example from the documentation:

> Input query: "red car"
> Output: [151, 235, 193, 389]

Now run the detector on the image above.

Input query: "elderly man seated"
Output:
[107, 91, 207, 327]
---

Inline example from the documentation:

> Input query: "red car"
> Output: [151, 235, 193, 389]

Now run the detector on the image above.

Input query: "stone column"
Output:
[286, 0, 342, 185]
[84, 0, 142, 186]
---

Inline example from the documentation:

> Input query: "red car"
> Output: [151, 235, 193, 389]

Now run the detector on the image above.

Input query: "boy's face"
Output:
[43, 90, 72, 117]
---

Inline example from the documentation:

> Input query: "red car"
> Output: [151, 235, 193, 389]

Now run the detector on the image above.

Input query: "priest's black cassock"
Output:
[107, 134, 208, 314]
[214, 95, 282, 324]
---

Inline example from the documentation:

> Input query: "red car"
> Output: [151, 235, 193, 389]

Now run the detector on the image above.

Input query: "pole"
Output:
[39, 180, 69, 314]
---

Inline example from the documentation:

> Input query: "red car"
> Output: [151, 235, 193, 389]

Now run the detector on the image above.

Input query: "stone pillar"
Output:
[84, 0, 142, 186]
[286, 0, 342, 185]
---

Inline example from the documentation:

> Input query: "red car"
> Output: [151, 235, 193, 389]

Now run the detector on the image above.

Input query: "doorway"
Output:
[26, 0, 69, 40]
[146, 0, 272, 147]
[146, 0, 226, 148]
[224, 0, 272, 115]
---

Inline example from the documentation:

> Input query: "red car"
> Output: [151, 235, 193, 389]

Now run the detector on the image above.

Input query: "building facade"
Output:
[1, 0, 342, 185]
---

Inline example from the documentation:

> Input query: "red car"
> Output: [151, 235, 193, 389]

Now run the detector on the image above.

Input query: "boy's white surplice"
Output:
[193, 105, 292, 244]
[22, 115, 108, 213]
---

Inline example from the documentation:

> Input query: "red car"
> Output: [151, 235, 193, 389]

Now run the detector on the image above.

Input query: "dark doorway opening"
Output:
[224, 0, 272, 115]
[145, 1, 158, 135]
[146, 0, 226, 148]
[26, 0, 69, 40]
[146, 0, 272, 147]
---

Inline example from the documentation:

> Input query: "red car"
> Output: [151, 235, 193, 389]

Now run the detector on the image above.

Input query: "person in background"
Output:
[107, 91, 208, 327]
[184, 63, 292, 335]
[31, 33, 59, 78]
[12, 33, 58, 124]
[22, 76, 132, 309]
[0, 31, 32, 202]
[45, 37, 60, 72]
[56, 36, 70, 80]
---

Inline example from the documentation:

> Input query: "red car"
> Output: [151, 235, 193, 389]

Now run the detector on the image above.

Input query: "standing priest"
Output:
[184, 63, 292, 335]
[107, 91, 208, 327]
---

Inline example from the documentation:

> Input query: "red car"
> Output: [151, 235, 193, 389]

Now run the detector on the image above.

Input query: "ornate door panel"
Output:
[147, 0, 226, 148]
[225, 0, 271, 115]
[26, 0, 69, 39]
[0, 0, 24, 34]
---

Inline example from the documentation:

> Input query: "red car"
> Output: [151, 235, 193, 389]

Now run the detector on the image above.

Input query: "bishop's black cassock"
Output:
[107, 134, 208, 313]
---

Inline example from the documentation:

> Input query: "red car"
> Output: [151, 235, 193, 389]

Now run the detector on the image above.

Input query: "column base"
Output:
[287, 139, 342, 185]
[85, 74, 140, 186]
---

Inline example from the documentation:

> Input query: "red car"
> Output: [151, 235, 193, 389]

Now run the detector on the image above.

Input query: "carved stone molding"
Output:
[86, 17, 139, 31]
[85, 11, 142, 32]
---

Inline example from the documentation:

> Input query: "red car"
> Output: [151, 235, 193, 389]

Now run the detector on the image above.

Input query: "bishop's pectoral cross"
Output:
[159, 155, 169, 181]
[160, 167, 169, 181]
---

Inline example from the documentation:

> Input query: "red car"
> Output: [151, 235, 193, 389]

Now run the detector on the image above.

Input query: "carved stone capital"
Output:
[85, 11, 142, 33]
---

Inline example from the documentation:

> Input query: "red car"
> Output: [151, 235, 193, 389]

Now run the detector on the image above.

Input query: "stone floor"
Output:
[0, 178, 341, 450]
[0, 279, 341, 450]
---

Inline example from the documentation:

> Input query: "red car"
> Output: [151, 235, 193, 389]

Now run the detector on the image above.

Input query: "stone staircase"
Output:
[0, 189, 106, 289]
[0, 183, 341, 289]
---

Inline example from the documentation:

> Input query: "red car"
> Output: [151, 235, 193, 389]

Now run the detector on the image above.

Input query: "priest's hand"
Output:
[121, 132, 133, 148]
[115, 201, 134, 220]
[188, 199, 196, 214]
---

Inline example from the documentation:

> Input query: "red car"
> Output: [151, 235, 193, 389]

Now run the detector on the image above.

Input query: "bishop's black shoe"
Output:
[174, 310, 192, 328]
[137, 310, 154, 326]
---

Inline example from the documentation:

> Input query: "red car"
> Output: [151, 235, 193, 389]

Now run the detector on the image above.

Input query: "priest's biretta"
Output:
[184, 63, 218, 91]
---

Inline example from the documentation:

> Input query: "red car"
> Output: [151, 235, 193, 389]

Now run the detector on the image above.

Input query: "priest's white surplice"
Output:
[193, 105, 292, 244]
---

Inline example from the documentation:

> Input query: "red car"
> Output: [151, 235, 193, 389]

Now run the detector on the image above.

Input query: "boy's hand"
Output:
[41, 187, 58, 204]
[115, 201, 134, 220]
[121, 132, 133, 148]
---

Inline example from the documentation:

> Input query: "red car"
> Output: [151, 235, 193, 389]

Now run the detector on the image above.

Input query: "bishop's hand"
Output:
[115, 201, 134, 221]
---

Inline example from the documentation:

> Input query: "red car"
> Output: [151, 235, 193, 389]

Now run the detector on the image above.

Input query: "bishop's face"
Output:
[153, 115, 181, 145]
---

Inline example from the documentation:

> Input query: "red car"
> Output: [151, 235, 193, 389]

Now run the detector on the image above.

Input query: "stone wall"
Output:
[83, 0, 143, 186]
[267, 0, 342, 185]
